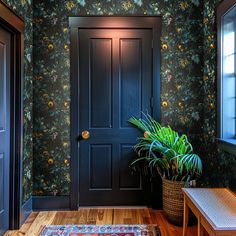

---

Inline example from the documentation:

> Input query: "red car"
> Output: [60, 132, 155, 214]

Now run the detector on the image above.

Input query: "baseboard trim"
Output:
[20, 197, 32, 226]
[32, 196, 70, 210]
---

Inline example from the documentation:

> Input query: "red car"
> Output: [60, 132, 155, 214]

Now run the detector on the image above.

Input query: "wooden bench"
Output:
[182, 188, 236, 236]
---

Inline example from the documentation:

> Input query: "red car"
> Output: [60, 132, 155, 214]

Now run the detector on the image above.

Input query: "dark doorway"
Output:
[0, 25, 11, 235]
[70, 17, 161, 208]
[0, 0, 24, 232]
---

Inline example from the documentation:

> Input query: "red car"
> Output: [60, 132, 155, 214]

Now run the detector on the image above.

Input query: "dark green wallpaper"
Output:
[33, 0, 205, 196]
[203, 0, 236, 191]
[4, 0, 34, 203]
[5, 0, 235, 201]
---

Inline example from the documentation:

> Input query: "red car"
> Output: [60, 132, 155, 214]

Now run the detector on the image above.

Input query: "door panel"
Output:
[120, 39, 142, 128]
[90, 39, 112, 128]
[90, 144, 112, 189]
[0, 27, 10, 234]
[79, 29, 152, 205]
[119, 144, 141, 189]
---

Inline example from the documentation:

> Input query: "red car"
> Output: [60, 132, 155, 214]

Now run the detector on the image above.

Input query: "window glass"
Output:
[222, 5, 236, 139]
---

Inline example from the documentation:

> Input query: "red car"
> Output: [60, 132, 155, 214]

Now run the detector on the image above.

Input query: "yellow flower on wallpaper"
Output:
[66, 1, 75, 10]
[48, 101, 55, 108]
[162, 101, 168, 107]
[64, 44, 69, 50]
[180, 59, 189, 67]
[63, 142, 69, 148]
[162, 43, 168, 50]
[122, 1, 133, 10]
[48, 43, 54, 50]
[48, 158, 54, 165]
[180, 2, 189, 10]
[64, 101, 70, 108]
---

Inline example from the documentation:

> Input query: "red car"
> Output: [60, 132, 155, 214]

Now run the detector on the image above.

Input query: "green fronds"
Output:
[128, 114, 202, 182]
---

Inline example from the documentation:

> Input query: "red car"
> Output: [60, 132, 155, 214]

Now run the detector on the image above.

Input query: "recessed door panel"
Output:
[90, 144, 112, 189]
[90, 39, 112, 128]
[120, 39, 142, 128]
[119, 145, 141, 189]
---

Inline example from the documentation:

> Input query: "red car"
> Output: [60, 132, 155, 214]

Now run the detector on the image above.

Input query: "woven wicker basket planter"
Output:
[162, 178, 190, 226]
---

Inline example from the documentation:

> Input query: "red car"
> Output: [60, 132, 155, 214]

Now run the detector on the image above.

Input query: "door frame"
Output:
[69, 16, 161, 209]
[0, 1, 24, 229]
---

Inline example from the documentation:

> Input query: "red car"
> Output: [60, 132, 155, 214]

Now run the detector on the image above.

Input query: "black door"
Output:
[0, 27, 10, 233]
[78, 29, 153, 205]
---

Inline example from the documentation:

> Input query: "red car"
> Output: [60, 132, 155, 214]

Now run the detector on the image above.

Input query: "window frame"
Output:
[217, 0, 236, 155]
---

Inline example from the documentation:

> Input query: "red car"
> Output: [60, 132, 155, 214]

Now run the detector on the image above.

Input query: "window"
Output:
[217, 1, 236, 154]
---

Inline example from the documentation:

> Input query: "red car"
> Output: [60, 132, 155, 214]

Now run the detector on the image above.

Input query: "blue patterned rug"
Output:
[40, 224, 161, 236]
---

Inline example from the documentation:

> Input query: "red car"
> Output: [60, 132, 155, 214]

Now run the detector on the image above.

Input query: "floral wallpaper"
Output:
[33, 0, 205, 196]
[4, 0, 34, 203]
[202, 0, 236, 191]
[5, 0, 236, 202]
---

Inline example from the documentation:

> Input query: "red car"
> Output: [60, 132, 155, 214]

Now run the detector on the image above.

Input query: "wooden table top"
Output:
[182, 188, 236, 230]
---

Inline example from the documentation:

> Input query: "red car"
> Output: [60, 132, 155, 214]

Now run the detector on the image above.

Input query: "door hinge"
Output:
[150, 96, 154, 108]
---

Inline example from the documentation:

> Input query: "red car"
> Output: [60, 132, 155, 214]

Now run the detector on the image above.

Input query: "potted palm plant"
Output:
[128, 114, 202, 225]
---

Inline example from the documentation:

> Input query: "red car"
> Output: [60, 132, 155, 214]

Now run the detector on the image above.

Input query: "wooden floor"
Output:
[5, 209, 198, 236]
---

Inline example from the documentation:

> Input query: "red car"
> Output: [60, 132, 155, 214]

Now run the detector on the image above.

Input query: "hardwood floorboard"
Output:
[87, 209, 97, 224]
[4, 209, 198, 236]
[96, 209, 113, 224]
[25, 211, 57, 236]
[140, 208, 152, 224]
[113, 209, 137, 224]
[5, 212, 39, 236]
[21, 212, 39, 234]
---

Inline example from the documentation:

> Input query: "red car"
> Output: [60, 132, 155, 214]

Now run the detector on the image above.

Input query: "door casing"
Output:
[69, 16, 161, 209]
[0, 0, 24, 229]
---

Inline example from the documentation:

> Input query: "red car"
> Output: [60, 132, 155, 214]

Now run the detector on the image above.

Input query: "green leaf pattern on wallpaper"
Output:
[4, 0, 236, 203]
[32, 0, 204, 197]
[203, 0, 236, 191]
[4, 0, 34, 203]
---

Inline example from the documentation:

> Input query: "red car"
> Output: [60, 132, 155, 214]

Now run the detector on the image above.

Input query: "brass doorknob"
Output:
[81, 130, 90, 139]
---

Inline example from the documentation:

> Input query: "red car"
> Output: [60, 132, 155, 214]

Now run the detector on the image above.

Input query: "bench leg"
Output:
[197, 217, 204, 236]
[183, 196, 189, 236]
